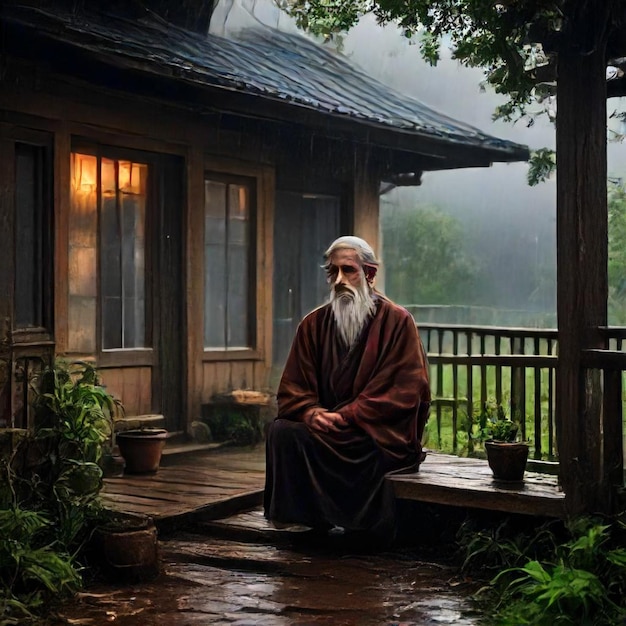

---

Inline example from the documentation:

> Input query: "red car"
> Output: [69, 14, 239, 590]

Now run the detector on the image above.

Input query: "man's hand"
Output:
[305, 410, 349, 433]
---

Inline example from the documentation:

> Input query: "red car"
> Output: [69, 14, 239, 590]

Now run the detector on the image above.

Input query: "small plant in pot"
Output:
[478, 400, 529, 482]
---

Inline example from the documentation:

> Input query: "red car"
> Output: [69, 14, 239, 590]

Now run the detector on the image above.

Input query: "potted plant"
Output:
[115, 427, 168, 474]
[477, 400, 529, 482]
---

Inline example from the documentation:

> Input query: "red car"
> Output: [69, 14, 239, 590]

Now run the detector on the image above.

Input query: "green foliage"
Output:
[0, 361, 121, 622]
[460, 515, 626, 625]
[381, 204, 476, 305]
[457, 517, 560, 578]
[0, 507, 83, 624]
[33, 359, 120, 460]
[608, 183, 626, 324]
[527, 148, 556, 186]
[468, 398, 520, 444]
[204, 406, 262, 446]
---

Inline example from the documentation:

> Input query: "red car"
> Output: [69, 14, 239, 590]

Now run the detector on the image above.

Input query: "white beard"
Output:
[329, 276, 376, 348]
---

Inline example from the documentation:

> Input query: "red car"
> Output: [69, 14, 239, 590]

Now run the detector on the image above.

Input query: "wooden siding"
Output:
[100, 367, 153, 417]
[0, 56, 396, 434]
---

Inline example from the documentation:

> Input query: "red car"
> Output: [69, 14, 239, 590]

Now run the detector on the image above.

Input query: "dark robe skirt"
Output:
[263, 419, 398, 537]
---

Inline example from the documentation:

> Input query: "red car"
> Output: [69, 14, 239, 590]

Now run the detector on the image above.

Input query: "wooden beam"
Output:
[389, 453, 565, 518]
[352, 147, 381, 254]
[555, 4, 611, 516]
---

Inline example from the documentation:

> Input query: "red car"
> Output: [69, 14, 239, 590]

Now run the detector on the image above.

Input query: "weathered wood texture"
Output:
[100, 367, 152, 417]
[102, 447, 565, 529]
[389, 452, 564, 518]
[352, 149, 381, 254]
[101, 447, 267, 528]
[556, 5, 610, 515]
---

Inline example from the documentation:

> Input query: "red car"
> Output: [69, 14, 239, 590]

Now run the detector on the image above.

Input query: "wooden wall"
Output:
[0, 59, 381, 432]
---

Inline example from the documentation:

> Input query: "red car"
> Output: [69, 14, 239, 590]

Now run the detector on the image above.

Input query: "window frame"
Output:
[201, 159, 271, 363]
[69, 140, 156, 368]
[11, 128, 55, 345]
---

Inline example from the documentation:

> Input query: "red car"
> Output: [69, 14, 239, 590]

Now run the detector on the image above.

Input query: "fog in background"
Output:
[211, 0, 626, 327]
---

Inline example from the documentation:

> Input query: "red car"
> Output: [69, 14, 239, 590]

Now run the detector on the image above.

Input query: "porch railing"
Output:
[418, 322, 626, 471]
[418, 323, 559, 460]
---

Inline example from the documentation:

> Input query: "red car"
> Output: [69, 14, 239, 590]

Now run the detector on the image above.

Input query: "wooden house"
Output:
[0, 2, 528, 439]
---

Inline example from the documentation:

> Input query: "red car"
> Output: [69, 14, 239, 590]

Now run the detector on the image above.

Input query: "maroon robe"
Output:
[264, 295, 431, 537]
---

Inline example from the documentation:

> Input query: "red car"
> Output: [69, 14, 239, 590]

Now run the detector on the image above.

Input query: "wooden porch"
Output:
[101, 444, 565, 532]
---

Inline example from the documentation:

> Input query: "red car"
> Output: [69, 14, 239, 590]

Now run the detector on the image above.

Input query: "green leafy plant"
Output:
[0, 360, 123, 622]
[204, 405, 262, 446]
[460, 515, 626, 625]
[0, 507, 81, 624]
[457, 517, 560, 579]
[477, 399, 520, 443]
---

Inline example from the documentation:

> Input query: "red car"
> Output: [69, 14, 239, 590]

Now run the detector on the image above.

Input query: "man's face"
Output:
[326, 249, 364, 295]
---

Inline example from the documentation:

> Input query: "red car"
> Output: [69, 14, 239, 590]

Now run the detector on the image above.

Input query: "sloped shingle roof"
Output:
[1, 4, 529, 163]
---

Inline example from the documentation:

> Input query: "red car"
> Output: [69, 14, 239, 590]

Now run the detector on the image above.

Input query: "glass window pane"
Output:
[227, 243, 248, 348]
[69, 153, 98, 352]
[70, 151, 150, 354]
[102, 160, 147, 350]
[15, 143, 45, 328]
[227, 184, 249, 348]
[204, 177, 252, 350]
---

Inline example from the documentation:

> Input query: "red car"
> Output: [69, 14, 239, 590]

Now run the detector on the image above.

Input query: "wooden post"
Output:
[0, 137, 14, 427]
[555, 5, 610, 515]
[510, 336, 525, 430]
[352, 148, 381, 256]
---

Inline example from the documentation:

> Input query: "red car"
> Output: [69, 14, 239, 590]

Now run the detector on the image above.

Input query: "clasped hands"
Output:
[304, 408, 349, 433]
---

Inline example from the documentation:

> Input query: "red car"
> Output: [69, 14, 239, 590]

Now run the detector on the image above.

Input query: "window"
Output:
[14, 141, 53, 330]
[204, 174, 255, 351]
[69, 151, 150, 353]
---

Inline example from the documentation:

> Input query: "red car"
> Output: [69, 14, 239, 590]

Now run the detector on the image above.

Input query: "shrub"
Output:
[0, 360, 121, 623]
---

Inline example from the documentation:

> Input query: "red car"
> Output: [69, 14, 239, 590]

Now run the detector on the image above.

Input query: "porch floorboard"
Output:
[101, 446, 565, 530]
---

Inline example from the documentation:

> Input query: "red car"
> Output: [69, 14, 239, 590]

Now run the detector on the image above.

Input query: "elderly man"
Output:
[264, 235, 430, 541]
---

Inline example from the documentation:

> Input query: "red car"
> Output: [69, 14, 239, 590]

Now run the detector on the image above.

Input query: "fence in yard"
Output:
[417, 323, 626, 473]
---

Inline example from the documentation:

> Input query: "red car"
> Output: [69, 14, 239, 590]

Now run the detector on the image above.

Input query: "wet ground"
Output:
[55, 509, 483, 626]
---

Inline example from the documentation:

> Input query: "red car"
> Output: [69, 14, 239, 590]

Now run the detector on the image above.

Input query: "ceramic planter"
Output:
[484, 440, 529, 482]
[116, 428, 168, 474]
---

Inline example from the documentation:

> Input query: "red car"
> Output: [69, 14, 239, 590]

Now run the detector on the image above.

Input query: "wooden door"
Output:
[272, 191, 341, 386]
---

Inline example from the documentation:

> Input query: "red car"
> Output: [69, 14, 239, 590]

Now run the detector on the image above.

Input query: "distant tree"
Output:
[381, 205, 475, 305]
[608, 183, 626, 324]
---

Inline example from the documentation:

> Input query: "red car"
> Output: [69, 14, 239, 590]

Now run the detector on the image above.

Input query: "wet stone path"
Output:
[57, 509, 482, 625]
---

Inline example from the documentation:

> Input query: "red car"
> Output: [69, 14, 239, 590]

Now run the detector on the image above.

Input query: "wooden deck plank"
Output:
[390, 452, 565, 517]
[101, 448, 267, 522]
[101, 447, 566, 525]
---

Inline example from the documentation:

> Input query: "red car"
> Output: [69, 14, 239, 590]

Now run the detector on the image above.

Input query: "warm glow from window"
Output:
[69, 151, 149, 353]
[72, 153, 97, 194]
[238, 187, 248, 214]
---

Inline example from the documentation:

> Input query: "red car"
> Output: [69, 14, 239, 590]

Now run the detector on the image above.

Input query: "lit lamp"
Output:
[71, 153, 97, 195]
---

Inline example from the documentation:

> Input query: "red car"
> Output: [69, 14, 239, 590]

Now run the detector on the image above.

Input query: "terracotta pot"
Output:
[116, 428, 168, 474]
[484, 440, 529, 482]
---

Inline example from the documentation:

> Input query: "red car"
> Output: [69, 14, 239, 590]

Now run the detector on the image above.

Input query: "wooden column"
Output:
[0, 137, 14, 427]
[186, 145, 205, 432]
[555, 4, 610, 515]
[352, 147, 381, 254]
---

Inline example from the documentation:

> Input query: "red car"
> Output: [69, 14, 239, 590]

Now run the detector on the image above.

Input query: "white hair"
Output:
[324, 236, 379, 268]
